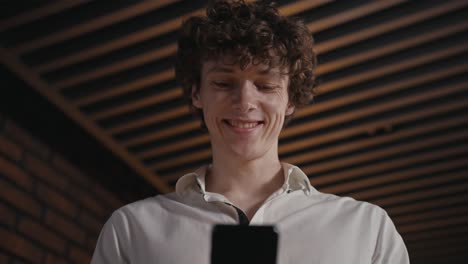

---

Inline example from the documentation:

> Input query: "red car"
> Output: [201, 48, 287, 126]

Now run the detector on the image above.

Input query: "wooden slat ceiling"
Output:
[1, 1, 467, 262]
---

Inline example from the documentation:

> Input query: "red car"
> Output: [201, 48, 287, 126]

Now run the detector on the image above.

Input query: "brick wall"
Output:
[0, 114, 124, 263]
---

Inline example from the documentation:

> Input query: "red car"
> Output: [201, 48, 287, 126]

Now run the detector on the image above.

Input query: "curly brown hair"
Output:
[175, 0, 317, 128]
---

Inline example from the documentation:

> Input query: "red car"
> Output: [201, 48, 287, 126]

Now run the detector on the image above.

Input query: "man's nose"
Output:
[232, 81, 257, 113]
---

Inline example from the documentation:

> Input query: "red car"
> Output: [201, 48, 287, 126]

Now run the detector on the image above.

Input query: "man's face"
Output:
[192, 58, 295, 160]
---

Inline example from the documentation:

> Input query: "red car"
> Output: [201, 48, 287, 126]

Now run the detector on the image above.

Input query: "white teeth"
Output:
[228, 120, 259, 129]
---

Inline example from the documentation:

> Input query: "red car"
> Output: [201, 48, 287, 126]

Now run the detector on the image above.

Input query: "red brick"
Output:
[0, 156, 34, 191]
[0, 178, 41, 218]
[0, 250, 10, 263]
[0, 134, 23, 161]
[36, 183, 78, 218]
[25, 154, 68, 191]
[93, 183, 123, 210]
[78, 211, 103, 234]
[18, 217, 66, 253]
[4, 120, 50, 160]
[80, 193, 107, 218]
[0, 227, 43, 263]
[45, 254, 68, 264]
[87, 235, 99, 251]
[69, 187, 107, 218]
[69, 246, 91, 264]
[13, 259, 29, 264]
[0, 202, 16, 227]
[44, 210, 86, 245]
[52, 155, 92, 188]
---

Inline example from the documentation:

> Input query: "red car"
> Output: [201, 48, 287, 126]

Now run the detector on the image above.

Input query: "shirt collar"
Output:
[282, 163, 316, 195]
[175, 163, 316, 196]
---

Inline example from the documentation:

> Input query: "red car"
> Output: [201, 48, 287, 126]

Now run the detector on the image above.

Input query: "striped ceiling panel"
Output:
[1, 1, 467, 263]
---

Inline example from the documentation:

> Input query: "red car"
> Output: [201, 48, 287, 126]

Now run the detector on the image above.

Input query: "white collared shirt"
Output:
[91, 163, 409, 264]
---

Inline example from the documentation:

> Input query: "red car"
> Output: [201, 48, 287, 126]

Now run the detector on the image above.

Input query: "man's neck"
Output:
[206, 147, 285, 206]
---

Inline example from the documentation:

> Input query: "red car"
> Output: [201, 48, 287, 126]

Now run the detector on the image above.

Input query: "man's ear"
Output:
[286, 103, 295, 116]
[192, 85, 202, 109]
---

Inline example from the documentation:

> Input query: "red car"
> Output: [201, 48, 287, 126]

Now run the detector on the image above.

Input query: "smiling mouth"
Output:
[224, 119, 263, 129]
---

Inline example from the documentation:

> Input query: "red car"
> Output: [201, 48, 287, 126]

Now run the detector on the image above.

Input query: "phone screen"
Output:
[210, 224, 279, 264]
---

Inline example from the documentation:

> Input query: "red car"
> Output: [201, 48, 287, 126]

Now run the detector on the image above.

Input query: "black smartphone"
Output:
[210, 224, 279, 264]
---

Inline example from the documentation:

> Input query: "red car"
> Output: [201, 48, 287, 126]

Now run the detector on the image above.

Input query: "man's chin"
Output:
[229, 146, 264, 161]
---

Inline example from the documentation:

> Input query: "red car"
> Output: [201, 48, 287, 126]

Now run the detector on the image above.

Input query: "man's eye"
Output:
[257, 84, 277, 90]
[212, 81, 231, 88]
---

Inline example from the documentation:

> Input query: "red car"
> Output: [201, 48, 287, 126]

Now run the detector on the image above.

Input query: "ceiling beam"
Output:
[130, 63, 468, 156]
[50, 1, 466, 126]
[92, 88, 182, 121]
[395, 203, 468, 226]
[73, 68, 174, 106]
[164, 99, 468, 182]
[108, 105, 189, 135]
[372, 179, 468, 209]
[286, 115, 468, 166]
[123, 121, 200, 148]
[317, 0, 468, 54]
[110, 42, 467, 139]
[278, 0, 332, 17]
[159, 126, 467, 172]
[73, 1, 459, 108]
[410, 246, 468, 264]
[281, 66, 468, 152]
[51, 44, 177, 90]
[353, 167, 468, 203]
[304, 128, 467, 176]
[13, 0, 180, 54]
[310, 43, 467, 100]
[306, 0, 406, 33]
[0, 47, 172, 193]
[16, 8, 205, 64]
[87, 21, 467, 128]
[317, 21, 468, 75]
[138, 133, 210, 160]
[403, 225, 468, 242]
[0, 1, 92, 32]
[396, 213, 468, 234]
[308, 143, 468, 186]
[150, 80, 467, 167]
[322, 155, 468, 195]
[55, 8, 466, 112]
[388, 193, 468, 217]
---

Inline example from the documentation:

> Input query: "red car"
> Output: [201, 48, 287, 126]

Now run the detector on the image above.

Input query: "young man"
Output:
[92, 1, 409, 263]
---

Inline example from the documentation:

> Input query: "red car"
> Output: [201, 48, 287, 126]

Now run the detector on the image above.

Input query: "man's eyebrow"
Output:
[206, 66, 235, 74]
[256, 68, 278, 75]
[206, 65, 280, 75]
